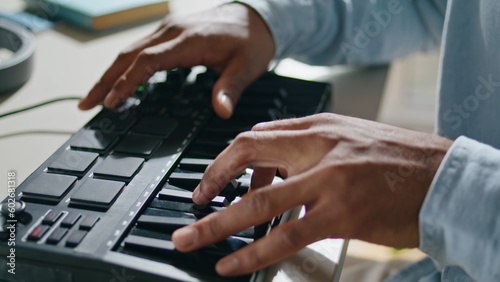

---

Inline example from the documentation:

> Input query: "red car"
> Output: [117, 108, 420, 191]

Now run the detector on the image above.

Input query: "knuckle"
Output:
[316, 112, 336, 121]
[251, 121, 270, 131]
[137, 49, 158, 64]
[161, 21, 181, 34]
[311, 112, 339, 126]
[171, 31, 199, 50]
[303, 128, 336, 145]
[233, 132, 259, 161]
[116, 49, 134, 61]
[315, 112, 333, 120]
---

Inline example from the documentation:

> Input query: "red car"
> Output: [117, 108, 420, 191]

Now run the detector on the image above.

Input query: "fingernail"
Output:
[104, 96, 121, 108]
[216, 257, 240, 276]
[218, 91, 233, 116]
[173, 227, 197, 249]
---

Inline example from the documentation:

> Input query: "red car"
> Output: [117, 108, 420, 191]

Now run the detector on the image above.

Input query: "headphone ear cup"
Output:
[0, 19, 36, 94]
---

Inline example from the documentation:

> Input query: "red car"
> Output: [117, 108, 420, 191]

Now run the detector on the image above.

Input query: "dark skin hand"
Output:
[79, 3, 454, 278]
[172, 113, 453, 276]
[78, 3, 275, 119]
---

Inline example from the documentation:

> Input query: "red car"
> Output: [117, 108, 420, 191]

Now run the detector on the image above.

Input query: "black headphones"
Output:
[0, 19, 36, 94]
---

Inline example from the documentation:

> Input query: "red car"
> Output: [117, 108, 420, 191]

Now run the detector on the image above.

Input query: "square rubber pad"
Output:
[93, 156, 144, 181]
[22, 173, 77, 204]
[69, 129, 119, 153]
[70, 178, 125, 211]
[47, 150, 99, 177]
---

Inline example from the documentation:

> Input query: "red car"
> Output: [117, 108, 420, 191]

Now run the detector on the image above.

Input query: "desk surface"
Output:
[0, 0, 353, 281]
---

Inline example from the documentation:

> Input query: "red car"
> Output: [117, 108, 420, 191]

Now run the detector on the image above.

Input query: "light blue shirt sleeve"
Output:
[235, 0, 446, 65]
[418, 136, 500, 281]
[231, 1, 500, 281]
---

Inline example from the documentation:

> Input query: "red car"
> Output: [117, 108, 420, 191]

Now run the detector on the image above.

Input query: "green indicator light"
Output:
[137, 85, 145, 92]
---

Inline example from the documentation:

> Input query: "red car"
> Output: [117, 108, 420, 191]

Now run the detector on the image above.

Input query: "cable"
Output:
[0, 96, 81, 119]
[0, 130, 75, 140]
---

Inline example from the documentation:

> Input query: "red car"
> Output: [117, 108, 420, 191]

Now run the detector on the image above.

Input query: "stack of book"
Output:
[26, 0, 170, 31]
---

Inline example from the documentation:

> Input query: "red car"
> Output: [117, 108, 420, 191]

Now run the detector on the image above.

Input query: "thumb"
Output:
[212, 59, 264, 119]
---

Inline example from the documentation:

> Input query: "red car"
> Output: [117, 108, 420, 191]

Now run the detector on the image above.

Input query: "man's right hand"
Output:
[78, 3, 275, 119]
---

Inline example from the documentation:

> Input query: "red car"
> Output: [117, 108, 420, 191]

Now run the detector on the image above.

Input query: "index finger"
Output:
[78, 29, 177, 110]
[192, 130, 321, 205]
[102, 36, 201, 108]
[173, 172, 317, 252]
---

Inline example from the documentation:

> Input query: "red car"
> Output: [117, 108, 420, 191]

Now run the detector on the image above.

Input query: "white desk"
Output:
[0, 0, 351, 281]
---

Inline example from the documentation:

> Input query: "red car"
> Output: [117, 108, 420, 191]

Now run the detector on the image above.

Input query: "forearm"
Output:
[235, 0, 447, 65]
[420, 136, 500, 281]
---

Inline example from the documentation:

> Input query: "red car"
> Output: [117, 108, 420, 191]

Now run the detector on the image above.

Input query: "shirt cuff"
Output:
[231, 0, 318, 60]
[419, 136, 500, 280]
[231, 0, 286, 59]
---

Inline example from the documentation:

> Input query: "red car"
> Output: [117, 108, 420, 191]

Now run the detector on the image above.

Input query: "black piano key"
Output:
[235, 227, 255, 239]
[219, 180, 239, 201]
[179, 158, 214, 172]
[168, 172, 203, 190]
[203, 237, 249, 258]
[47, 150, 99, 177]
[69, 129, 119, 153]
[149, 198, 194, 213]
[124, 235, 176, 252]
[159, 188, 229, 207]
[148, 198, 218, 218]
[236, 173, 251, 196]
[137, 215, 196, 229]
[129, 225, 172, 241]
[126, 228, 247, 262]
[22, 173, 77, 204]
[192, 138, 231, 149]
[254, 222, 272, 239]
[142, 207, 195, 219]
[184, 149, 220, 160]
[70, 179, 124, 211]
[158, 188, 195, 202]
[114, 135, 162, 157]
[93, 155, 144, 182]
[122, 232, 252, 280]
[132, 117, 178, 138]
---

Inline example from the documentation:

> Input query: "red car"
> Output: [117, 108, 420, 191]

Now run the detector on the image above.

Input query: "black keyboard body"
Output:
[0, 68, 331, 282]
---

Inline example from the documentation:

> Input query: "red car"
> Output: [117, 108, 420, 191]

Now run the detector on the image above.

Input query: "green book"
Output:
[27, 0, 169, 31]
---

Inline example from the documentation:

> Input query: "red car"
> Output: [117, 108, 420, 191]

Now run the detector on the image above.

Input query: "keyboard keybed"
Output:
[0, 68, 331, 282]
